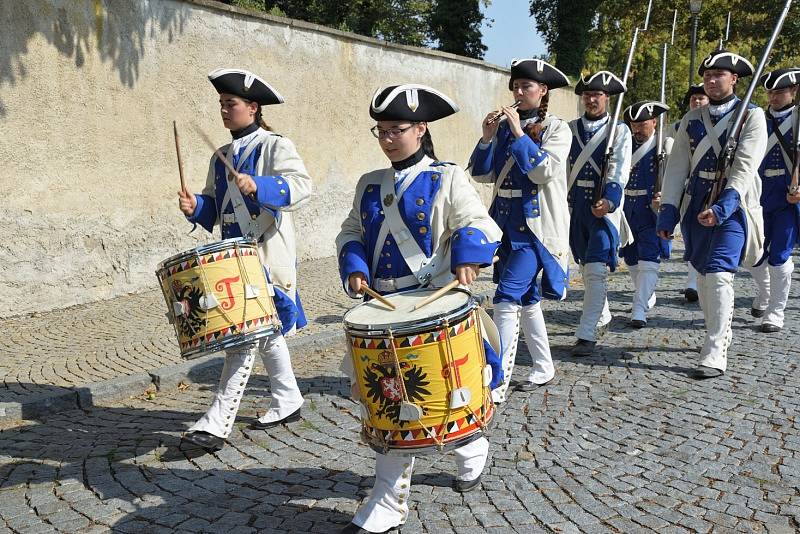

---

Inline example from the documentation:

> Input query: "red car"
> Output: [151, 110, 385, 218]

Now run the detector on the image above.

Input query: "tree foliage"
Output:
[532, 0, 800, 115]
[224, 0, 489, 59]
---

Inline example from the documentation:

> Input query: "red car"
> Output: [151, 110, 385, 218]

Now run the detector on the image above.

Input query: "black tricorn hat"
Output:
[208, 68, 285, 106]
[508, 59, 570, 90]
[698, 50, 754, 77]
[574, 71, 626, 96]
[624, 101, 670, 123]
[760, 68, 800, 90]
[682, 83, 707, 106]
[370, 84, 459, 122]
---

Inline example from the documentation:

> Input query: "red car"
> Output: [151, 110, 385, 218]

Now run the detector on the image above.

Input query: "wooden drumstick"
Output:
[412, 279, 460, 311]
[360, 285, 397, 310]
[412, 256, 499, 311]
[197, 128, 239, 179]
[173, 121, 187, 193]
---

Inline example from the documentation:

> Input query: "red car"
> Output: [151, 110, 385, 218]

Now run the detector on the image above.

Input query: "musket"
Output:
[704, 0, 793, 210]
[594, 0, 652, 204]
[718, 12, 731, 51]
[655, 10, 678, 194]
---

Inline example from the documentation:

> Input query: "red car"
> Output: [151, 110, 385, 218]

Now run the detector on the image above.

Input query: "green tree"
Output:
[529, 0, 600, 77]
[532, 0, 800, 115]
[429, 0, 488, 59]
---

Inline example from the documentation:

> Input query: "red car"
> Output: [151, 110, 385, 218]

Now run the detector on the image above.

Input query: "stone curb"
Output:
[0, 329, 346, 425]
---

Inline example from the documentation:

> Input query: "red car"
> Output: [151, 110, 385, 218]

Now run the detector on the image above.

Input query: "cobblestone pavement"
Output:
[0, 255, 494, 404]
[2, 246, 800, 533]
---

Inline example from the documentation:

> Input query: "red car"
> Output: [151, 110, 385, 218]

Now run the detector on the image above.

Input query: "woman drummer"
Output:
[177, 68, 312, 451]
[468, 59, 572, 400]
[335, 84, 503, 534]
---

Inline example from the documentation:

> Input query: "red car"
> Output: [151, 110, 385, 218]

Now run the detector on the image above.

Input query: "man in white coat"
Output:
[567, 71, 632, 355]
[657, 50, 767, 379]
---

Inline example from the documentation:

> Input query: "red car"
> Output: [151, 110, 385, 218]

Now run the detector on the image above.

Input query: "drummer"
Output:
[177, 68, 312, 451]
[335, 84, 503, 534]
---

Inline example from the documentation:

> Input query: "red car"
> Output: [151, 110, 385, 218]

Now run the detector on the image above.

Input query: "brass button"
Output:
[251, 214, 257, 220]
[467, 230, 474, 235]
[379, 210, 384, 215]
[417, 213, 425, 221]
[280, 189, 286, 195]
[386, 264, 392, 269]
[277, 179, 283, 185]
[431, 174, 439, 181]
[419, 227, 428, 235]
[367, 186, 374, 192]
[519, 226, 525, 231]
[416, 198, 424, 206]
[362, 212, 367, 219]
[385, 240, 391, 246]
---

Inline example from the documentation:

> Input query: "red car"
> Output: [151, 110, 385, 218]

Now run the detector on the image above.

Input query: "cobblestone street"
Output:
[2, 246, 800, 533]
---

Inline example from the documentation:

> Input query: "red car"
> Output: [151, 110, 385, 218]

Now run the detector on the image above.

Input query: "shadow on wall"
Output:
[0, 0, 190, 116]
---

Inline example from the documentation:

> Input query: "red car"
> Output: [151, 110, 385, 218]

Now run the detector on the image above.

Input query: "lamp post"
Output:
[688, 0, 703, 86]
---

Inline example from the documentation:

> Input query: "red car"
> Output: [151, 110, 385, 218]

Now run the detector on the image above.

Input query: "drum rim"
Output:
[179, 323, 279, 359]
[364, 411, 495, 456]
[157, 237, 258, 271]
[343, 288, 475, 335]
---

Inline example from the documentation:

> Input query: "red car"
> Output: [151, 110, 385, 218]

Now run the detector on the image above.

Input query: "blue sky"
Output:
[481, 0, 548, 68]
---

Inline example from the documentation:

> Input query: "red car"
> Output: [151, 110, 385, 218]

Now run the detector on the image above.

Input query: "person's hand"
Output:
[787, 190, 800, 204]
[348, 272, 367, 294]
[651, 192, 662, 212]
[455, 264, 480, 285]
[232, 172, 257, 196]
[502, 106, 524, 138]
[698, 209, 718, 227]
[481, 112, 501, 144]
[178, 189, 196, 216]
[656, 230, 673, 240]
[591, 199, 610, 218]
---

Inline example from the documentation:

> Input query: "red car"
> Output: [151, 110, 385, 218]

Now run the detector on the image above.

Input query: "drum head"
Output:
[343, 288, 473, 334]
[157, 237, 257, 271]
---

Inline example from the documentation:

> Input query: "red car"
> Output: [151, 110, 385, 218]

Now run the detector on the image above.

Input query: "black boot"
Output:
[248, 407, 302, 430]
[182, 431, 225, 451]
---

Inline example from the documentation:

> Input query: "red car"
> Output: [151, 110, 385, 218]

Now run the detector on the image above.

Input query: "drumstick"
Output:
[173, 121, 187, 193]
[360, 285, 397, 310]
[412, 256, 499, 311]
[412, 279, 460, 311]
[197, 128, 239, 179]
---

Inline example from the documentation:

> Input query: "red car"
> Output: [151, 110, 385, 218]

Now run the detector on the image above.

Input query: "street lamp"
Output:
[688, 0, 703, 87]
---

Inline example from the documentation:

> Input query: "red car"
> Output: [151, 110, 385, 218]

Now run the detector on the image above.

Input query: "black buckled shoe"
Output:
[691, 365, 724, 379]
[453, 474, 482, 493]
[761, 323, 781, 333]
[571, 339, 596, 356]
[751, 307, 765, 318]
[515, 377, 555, 392]
[629, 319, 646, 329]
[181, 431, 225, 451]
[684, 288, 699, 302]
[248, 407, 302, 430]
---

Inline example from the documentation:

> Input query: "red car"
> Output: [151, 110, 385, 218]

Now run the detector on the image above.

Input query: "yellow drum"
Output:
[156, 238, 280, 359]
[344, 289, 494, 454]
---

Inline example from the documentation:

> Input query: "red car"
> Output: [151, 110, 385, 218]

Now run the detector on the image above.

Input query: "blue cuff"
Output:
[656, 204, 680, 233]
[254, 175, 291, 209]
[510, 135, 547, 174]
[338, 240, 372, 289]
[186, 193, 216, 233]
[711, 188, 741, 225]
[604, 182, 623, 212]
[451, 227, 499, 271]
[484, 338, 503, 390]
[469, 139, 494, 175]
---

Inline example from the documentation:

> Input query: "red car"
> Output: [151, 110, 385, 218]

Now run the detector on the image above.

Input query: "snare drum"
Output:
[343, 289, 494, 454]
[156, 238, 280, 359]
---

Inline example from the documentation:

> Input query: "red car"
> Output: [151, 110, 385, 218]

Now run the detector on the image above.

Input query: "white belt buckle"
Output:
[222, 213, 236, 224]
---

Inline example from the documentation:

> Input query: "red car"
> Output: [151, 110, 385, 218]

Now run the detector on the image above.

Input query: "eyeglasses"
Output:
[370, 123, 418, 139]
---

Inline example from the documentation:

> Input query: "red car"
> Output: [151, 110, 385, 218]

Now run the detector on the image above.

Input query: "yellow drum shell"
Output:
[345, 290, 493, 454]
[156, 238, 279, 359]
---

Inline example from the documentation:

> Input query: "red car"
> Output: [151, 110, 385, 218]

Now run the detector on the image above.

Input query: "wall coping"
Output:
[182, 0, 511, 75]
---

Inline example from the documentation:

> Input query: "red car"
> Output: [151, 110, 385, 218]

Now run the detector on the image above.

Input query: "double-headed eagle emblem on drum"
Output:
[363, 350, 431, 425]
[171, 280, 205, 338]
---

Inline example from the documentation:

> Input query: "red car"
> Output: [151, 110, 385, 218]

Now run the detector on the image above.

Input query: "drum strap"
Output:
[374, 167, 440, 286]
[221, 132, 276, 240]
